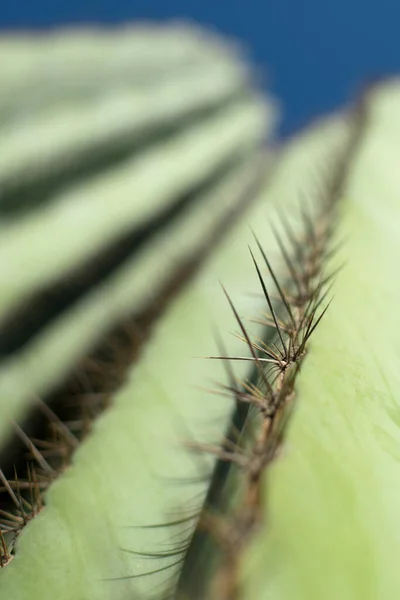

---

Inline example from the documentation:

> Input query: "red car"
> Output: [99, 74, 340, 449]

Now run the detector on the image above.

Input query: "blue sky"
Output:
[1, 1, 398, 135]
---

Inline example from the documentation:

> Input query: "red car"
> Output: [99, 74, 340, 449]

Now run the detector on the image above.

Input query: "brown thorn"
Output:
[0, 510, 23, 524]
[206, 356, 280, 367]
[35, 397, 79, 449]
[249, 248, 288, 361]
[234, 332, 282, 362]
[270, 220, 304, 294]
[183, 442, 247, 468]
[0, 530, 11, 566]
[210, 385, 266, 411]
[12, 421, 55, 475]
[302, 298, 333, 346]
[0, 469, 21, 511]
[251, 231, 295, 326]
[248, 316, 291, 334]
[220, 284, 274, 397]
[13, 468, 28, 523]
[298, 299, 333, 357]
[298, 194, 317, 245]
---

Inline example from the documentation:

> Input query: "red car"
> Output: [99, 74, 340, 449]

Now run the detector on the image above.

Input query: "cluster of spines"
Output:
[116, 205, 335, 600]
[172, 114, 368, 600]
[0, 323, 141, 567]
[113, 123, 366, 600]
[115, 184, 342, 600]
[188, 191, 337, 599]
[0, 399, 98, 565]
[166, 106, 368, 600]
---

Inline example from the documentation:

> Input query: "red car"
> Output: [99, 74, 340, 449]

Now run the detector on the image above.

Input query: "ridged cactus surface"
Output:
[0, 22, 275, 600]
[0, 24, 273, 435]
[1, 21, 400, 600]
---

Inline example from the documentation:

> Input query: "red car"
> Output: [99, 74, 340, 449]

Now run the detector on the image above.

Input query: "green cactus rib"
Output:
[175, 102, 366, 600]
[0, 150, 269, 443]
[238, 79, 400, 600]
[0, 114, 349, 598]
[0, 24, 274, 457]
[0, 148, 262, 357]
[0, 23, 276, 584]
[0, 151, 268, 567]
[0, 66, 254, 216]
[99, 116, 351, 599]
[0, 24, 242, 125]
[0, 97, 267, 316]
[0, 24, 260, 222]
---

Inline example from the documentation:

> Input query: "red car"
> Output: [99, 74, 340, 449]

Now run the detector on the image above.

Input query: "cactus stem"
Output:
[175, 98, 368, 600]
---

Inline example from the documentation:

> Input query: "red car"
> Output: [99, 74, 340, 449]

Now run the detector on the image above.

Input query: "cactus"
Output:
[0, 22, 275, 599]
[1, 20, 400, 600]
[241, 81, 400, 600]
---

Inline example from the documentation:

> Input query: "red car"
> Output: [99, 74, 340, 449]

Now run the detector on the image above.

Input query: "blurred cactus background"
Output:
[1, 3, 400, 600]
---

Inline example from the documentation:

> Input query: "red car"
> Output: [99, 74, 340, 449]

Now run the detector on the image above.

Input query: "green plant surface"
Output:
[242, 81, 400, 600]
[5, 22, 400, 600]
[0, 62, 255, 210]
[0, 24, 243, 124]
[0, 110, 350, 599]
[0, 97, 267, 313]
[0, 153, 263, 444]
[0, 24, 274, 450]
